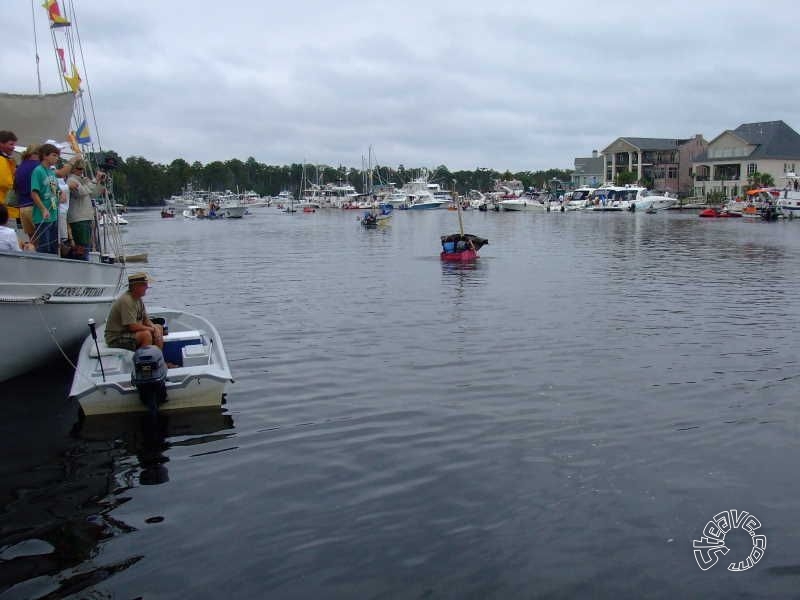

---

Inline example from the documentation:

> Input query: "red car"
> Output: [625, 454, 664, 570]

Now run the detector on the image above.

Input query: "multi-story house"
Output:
[571, 150, 604, 188]
[601, 135, 707, 196]
[691, 120, 800, 200]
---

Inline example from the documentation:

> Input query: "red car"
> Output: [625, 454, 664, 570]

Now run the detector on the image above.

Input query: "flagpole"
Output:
[31, 0, 42, 95]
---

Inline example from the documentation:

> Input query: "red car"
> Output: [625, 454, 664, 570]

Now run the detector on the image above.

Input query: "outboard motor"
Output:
[132, 345, 168, 413]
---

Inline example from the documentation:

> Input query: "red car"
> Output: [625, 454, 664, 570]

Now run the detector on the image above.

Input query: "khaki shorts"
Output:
[19, 206, 34, 239]
[105, 332, 137, 351]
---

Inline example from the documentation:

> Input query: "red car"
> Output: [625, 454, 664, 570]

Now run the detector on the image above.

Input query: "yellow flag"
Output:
[64, 63, 81, 93]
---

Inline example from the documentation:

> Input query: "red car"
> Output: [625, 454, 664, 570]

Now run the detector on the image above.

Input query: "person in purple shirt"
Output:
[13, 144, 40, 242]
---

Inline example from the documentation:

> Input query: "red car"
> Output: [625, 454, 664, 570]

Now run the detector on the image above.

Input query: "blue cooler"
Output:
[443, 241, 455, 253]
[162, 330, 203, 366]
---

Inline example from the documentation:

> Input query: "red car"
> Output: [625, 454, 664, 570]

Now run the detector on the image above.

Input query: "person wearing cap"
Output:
[66, 159, 105, 258]
[104, 272, 164, 352]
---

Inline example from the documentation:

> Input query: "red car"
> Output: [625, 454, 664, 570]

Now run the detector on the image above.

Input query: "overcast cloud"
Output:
[5, 0, 799, 171]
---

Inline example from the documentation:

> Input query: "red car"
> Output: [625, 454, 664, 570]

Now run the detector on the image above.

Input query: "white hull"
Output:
[0, 251, 125, 381]
[70, 307, 232, 416]
[406, 201, 444, 210]
[631, 196, 677, 211]
[500, 199, 547, 211]
[98, 215, 128, 226]
[223, 206, 247, 218]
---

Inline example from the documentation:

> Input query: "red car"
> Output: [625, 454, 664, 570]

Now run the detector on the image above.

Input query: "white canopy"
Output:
[0, 92, 75, 147]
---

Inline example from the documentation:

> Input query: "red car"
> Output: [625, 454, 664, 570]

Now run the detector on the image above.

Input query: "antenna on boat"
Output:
[88, 319, 106, 381]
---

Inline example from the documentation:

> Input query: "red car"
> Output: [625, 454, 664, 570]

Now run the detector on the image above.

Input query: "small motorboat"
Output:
[699, 208, 742, 218]
[360, 207, 392, 229]
[70, 307, 233, 416]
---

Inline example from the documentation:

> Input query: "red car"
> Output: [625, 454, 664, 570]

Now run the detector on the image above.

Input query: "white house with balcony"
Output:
[691, 120, 800, 200]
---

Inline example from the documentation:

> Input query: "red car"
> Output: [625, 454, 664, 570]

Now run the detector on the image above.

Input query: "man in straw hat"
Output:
[104, 272, 164, 351]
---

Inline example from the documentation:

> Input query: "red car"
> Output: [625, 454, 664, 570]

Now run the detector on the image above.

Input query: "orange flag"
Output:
[43, 0, 71, 28]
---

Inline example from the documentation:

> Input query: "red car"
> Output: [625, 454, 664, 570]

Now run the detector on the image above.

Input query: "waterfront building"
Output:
[691, 120, 800, 200]
[571, 150, 604, 188]
[601, 135, 707, 196]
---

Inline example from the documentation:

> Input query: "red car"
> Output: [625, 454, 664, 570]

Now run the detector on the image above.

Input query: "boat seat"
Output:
[88, 340, 133, 359]
[163, 329, 202, 341]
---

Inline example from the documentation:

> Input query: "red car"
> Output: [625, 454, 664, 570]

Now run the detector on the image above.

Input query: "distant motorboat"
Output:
[699, 208, 742, 218]
[500, 197, 547, 212]
[629, 192, 677, 212]
[97, 213, 128, 226]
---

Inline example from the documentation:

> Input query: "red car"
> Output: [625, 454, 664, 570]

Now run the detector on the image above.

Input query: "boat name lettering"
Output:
[53, 286, 105, 297]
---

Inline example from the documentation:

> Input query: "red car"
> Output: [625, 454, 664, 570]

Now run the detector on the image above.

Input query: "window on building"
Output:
[747, 163, 757, 176]
[667, 167, 678, 178]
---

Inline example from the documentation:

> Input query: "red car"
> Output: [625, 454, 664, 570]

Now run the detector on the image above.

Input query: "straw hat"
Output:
[128, 272, 153, 284]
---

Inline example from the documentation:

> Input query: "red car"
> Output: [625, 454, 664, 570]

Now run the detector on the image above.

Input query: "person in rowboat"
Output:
[104, 272, 164, 351]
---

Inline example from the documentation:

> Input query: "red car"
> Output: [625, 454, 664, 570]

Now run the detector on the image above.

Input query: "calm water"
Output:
[3, 207, 800, 598]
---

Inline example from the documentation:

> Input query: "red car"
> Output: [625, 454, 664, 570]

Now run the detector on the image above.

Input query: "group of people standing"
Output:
[0, 130, 106, 257]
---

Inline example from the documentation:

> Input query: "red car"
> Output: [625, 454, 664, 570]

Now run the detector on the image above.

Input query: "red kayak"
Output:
[699, 208, 742, 218]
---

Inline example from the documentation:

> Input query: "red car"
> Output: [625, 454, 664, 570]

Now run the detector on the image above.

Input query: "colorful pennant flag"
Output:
[43, 0, 71, 27]
[76, 120, 91, 144]
[57, 48, 66, 73]
[64, 63, 81, 93]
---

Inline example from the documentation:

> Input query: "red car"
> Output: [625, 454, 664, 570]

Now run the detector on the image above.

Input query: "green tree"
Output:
[615, 169, 638, 186]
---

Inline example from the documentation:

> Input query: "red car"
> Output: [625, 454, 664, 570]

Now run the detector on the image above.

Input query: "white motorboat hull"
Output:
[98, 216, 128, 226]
[70, 307, 232, 416]
[0, 251, 125, 382]
[500, 200, 546, 211]
[631, 196, 677, 211]
[223, 206, 247, 218]
[405, 201, 444, 210]
[75, 372, 229, 416]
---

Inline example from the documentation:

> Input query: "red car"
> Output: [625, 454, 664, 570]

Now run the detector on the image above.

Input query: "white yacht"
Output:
[500, 194, 548, 211]
[565, 187, 596, 210]
[399, 177, 449, 210]
[629, 191, 677, 212]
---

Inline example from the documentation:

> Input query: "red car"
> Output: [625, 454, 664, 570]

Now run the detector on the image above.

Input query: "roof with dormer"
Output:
[693, 120, 800, 162]
[573, 156, 604, 174]
[602, 137, 686, 154]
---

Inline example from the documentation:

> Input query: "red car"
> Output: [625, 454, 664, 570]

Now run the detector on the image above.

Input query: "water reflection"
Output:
[0, 408, 234, 597]
[76, 409, 235, 487]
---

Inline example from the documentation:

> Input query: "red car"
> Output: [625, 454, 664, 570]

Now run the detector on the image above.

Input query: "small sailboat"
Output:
[440, 184, 488, 261]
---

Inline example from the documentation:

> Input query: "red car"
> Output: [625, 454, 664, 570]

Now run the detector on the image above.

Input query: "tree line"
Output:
[88, 151, 573, 206]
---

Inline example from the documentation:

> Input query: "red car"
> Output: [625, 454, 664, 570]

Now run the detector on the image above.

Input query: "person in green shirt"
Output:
[30, 143, 63, 254]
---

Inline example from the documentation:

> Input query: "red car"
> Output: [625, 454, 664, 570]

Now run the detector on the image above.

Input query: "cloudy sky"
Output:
[5, 0, 800, 172]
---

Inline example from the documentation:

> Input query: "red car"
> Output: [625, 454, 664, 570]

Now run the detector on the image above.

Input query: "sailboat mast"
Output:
[454, 180, 464, 235]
